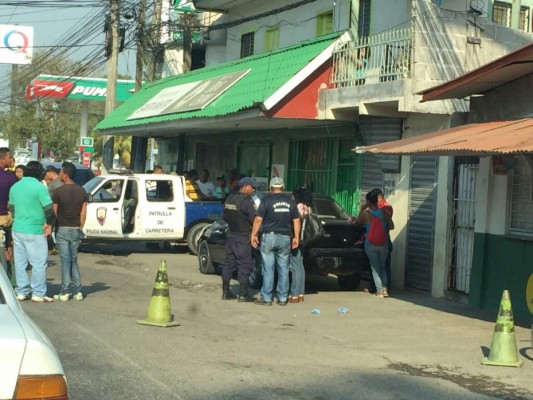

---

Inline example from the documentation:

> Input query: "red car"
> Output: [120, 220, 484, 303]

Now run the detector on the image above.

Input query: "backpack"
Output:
[366, 209, 387, 246]
[300, 212, 325, 247]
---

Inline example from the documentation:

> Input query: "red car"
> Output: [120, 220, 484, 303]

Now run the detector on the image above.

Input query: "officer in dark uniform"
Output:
[221, 177, 257, 302]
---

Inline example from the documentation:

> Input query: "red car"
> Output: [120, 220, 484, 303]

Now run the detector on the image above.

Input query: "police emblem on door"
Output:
[97, 207, 107, 226]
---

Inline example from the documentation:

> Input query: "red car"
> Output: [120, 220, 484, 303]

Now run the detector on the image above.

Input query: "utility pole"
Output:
[103, 0, 120, 171]
[10, 64, 18, 114]
[130, 0, 148, 172]
[147, 0, 163, 81]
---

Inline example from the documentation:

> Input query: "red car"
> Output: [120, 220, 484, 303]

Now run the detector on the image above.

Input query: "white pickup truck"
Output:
[82, 173, 224, 254]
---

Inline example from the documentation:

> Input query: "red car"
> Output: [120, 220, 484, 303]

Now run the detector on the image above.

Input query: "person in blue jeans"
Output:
[289, 187, 313, 303]
[251, 177, 300, 306]
[9, 161, 56, 303]
[356, 189, 394, 298]
[52, 162, 88, 301]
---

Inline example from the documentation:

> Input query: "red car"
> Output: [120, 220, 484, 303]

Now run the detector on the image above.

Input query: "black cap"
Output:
[238, 177, 257, 189]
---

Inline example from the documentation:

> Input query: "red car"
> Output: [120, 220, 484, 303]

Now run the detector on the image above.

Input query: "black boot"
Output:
[221, 281, 237, 300]
[238, 282, 254, 302]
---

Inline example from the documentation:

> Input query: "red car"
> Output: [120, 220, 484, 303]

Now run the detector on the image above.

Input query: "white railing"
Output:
[331, 28, 413, 88]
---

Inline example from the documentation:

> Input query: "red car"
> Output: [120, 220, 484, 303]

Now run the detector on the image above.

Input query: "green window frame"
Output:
[264, 27, 280, 52]
[316, 11, 334, 36]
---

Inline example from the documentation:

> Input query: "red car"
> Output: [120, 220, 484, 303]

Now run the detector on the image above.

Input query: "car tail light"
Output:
[14, 375, 68, 399]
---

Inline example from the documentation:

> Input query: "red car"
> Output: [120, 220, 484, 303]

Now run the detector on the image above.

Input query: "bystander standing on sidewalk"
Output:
[52, 162, 88, 301]
[9, 161, 56, 303]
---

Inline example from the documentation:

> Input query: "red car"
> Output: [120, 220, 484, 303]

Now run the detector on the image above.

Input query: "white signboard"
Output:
[128, 69, 251, 120]
[0, 25, 34, 65]
[127, 81, 199, 120]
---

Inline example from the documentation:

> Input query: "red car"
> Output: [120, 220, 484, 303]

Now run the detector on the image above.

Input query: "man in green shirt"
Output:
[9, 161, 56, 303]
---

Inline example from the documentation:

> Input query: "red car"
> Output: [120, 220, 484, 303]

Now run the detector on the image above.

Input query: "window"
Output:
[492, 1, 512, 27]
[264, 27, 280, 52]
[240, 32, 254, 58]
[316, 11, 333, 36]
[519, 6, 530, 32]
[146, 180, 174, 202]
[92, 179, 124, 202]
[358, 0, 371, 38]
[510, 155, 533, 236]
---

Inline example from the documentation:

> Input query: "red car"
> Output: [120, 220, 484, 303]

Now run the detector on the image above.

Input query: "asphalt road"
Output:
[21, 241, 533, 400]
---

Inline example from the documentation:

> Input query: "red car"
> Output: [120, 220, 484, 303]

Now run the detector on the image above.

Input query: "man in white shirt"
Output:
[196, 169, 215, 198]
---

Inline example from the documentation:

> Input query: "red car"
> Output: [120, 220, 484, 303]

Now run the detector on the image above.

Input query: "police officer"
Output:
[251, 177, 300, 306]
[221, 177, 257, 302]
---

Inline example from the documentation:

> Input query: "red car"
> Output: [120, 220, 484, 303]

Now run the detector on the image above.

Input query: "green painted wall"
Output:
[470, 232, 533, 322]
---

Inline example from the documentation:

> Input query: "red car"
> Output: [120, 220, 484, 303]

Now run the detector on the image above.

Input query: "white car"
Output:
[0, 266, 69, 399]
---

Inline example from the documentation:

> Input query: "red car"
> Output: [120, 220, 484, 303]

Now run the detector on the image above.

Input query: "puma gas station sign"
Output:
[26, 74, 135, 102]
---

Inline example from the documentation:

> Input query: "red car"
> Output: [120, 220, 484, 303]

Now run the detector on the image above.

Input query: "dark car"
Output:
[41, 161, 95, 186]
[197, 194, 371, 290]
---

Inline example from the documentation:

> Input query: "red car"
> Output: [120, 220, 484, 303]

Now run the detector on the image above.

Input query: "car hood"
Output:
[0, 306, 64, 399]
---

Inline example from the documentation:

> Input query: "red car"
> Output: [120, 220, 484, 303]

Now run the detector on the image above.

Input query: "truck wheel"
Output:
[187, 223, 209, 255]
[248, 252, 263, 290]
[198, 240, 215, 274]
[338, 274, 361, 291]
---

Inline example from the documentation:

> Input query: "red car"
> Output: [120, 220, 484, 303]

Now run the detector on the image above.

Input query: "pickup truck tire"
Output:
[337, 274, 361, 291]
[187, 222, 209, 255]
[198, 240, 216, 274]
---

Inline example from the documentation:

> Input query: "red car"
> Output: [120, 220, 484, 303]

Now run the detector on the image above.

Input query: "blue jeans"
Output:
[365, 241, 388, 293]
[289, 247, 305, 297]
[13, 231, 49, 297]
[260, 233, 291, 302]
[56, 227, 82, 295]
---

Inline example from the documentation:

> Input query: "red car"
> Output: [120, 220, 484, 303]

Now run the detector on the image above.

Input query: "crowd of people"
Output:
[220, 175, 395, 305]
[0, 147, 87, 303]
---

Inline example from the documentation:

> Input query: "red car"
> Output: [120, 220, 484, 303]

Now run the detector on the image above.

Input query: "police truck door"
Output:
[136, 176, 185, 239]
[83, 177, 126, 238]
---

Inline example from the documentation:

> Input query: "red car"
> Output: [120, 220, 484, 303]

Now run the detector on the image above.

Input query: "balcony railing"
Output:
[331, 28, 413, 88]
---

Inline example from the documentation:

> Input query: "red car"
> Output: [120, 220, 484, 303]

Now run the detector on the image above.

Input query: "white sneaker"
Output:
[16, 294, 28, 301]
[73, 292, 83, 301]
[53, 293, 70, 302]
[31, 296, 54, 303]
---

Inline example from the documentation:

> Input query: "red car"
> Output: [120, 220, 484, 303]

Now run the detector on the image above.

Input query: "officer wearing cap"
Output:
[221, 176, 257, 302]
[251, 177, 300, 306]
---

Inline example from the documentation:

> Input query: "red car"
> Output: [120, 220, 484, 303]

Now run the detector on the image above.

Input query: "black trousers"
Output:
[221, 233, 253, 284]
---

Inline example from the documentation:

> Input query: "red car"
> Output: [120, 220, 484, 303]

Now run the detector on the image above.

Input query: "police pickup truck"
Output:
[82, 173, 223, 254]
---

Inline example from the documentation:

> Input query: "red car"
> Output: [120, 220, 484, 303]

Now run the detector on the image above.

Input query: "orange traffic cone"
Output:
[137, 260, 180, 328]
[482, 290, 523, 367]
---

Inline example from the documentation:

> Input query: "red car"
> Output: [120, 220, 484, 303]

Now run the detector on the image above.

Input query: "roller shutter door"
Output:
[405, 156, 438, 291]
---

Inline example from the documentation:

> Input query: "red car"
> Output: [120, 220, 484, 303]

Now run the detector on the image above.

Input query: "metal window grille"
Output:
[520, 6, 530, 32]
[331, 27, 412, 88]
[240, 32, 254, 58]
[358, 0, 371, 38]
[510, 156, 533, 236]
[493, 2, 512, 27]
[316, 11, 333, 36]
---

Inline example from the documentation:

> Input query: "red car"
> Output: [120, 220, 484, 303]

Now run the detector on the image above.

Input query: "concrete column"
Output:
[79, 100, 89, 139]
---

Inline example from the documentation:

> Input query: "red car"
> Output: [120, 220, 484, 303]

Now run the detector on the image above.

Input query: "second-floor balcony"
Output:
[331, 28, 413, 88]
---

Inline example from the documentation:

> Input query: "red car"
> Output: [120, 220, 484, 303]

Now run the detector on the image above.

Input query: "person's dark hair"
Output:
[372, 188, 384, 197]
[61, 162, 77, 180]
[15, 164, 25, 172]
[293, 186, 313, 207]
[45, 165, 59, 174]
[25, 161, 44, 180]
[0, 147, 10, 160]
[366, 189, 380, 206]
[154, 165, 163, 171]
[145, 169, 153, 174]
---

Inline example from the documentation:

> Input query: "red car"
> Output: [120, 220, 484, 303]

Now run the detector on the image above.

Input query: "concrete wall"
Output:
[369, 0, 410, 34]
[205, 0, 351, 64]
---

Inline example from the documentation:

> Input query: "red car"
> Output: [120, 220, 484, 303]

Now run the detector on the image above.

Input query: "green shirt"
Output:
[9, 177, 52, 234]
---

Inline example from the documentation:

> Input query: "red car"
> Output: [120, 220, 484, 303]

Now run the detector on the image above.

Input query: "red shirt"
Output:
[379, 199, 393, 216]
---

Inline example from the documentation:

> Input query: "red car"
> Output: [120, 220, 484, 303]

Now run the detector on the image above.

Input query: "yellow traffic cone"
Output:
[137, 260, 180, 328]
[482, 290, 523, 367]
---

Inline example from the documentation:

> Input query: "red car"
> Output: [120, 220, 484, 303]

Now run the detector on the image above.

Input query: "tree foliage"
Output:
[1, 51, 105, 160]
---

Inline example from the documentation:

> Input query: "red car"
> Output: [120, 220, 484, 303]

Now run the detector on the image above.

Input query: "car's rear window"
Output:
[313, 198, 349, 219]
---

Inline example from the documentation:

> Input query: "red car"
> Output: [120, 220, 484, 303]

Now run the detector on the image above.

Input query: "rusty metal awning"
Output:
[354, 119, 533, 156]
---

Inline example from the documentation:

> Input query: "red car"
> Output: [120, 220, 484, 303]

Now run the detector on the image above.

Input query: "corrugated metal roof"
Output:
[354, 119, 533, 155]
[419, 42, 533, 102]
[95, 33, 341, 132]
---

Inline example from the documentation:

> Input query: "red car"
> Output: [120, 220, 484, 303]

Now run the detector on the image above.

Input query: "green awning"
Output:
[95, 32, 344, 133]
